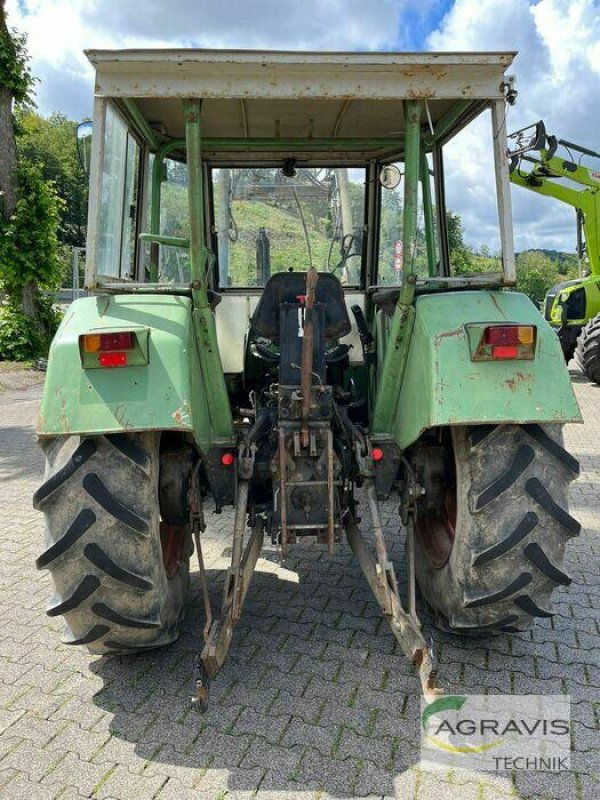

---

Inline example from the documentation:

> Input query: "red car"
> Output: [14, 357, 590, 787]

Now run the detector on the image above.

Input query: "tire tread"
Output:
[472, 444, 535, 511]
[464, 572, 532, 608]
[414, 423, 580, 636]
[46, 575, 100, 617]
[35, 433, 189, 655]
[36, 509, 96, 569]
[575, 314, 600, 384]
[471, 512, 538, 566]
[83, 473, 149, 534]
[33, 439, 96, 508]
[84, 543, 153, 591]
[525, 477, 581, 536]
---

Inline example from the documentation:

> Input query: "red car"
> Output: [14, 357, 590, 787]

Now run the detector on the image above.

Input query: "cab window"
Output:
[212, 167, 366, 288]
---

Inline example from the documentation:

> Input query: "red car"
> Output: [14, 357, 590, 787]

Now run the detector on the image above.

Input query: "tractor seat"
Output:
[207, 289, 222, 310]
[250, 271, 352, 341]
[250, 340, 350, 365]
[370, 287, 400, 317]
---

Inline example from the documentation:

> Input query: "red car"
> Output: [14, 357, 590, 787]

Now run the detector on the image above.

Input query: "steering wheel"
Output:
[330, 232, 362, 275]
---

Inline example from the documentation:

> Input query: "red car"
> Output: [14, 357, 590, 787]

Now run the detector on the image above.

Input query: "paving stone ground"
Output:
[0, 365, 598, 799]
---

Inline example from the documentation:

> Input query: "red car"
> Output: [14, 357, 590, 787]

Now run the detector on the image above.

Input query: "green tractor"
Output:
[509, 120, 600, 380]
[34, 50, 582, 707]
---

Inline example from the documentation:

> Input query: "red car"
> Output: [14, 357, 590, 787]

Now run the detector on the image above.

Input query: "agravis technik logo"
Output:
[420, 694, 571, 771]
[422, 695, 505, 754]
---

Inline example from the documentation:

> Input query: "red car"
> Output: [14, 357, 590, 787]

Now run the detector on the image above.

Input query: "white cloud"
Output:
[81, 0, 400, 50]
[5, 0, 403, 118]
[427, 0, 600, 253]
[531, 0, 600, 79]
[6, 0, 599, 254]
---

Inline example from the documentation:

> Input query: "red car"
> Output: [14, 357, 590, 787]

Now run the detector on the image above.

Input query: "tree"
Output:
[446, 210, 465, 253]
[515, 250, 562, 307]
[16, 110, 88, 248]
[0, 2, 64, 359]
[446, 210, 476, 275]
[0, 0, 31, 231]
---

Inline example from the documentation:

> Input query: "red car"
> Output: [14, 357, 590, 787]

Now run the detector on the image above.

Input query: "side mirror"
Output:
[379, 164, 402, 190]
[76, 121, 93, 177]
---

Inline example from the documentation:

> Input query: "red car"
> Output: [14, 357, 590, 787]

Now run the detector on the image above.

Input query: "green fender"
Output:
[389, 290, 582, 450]
[38, 294, 219, 450]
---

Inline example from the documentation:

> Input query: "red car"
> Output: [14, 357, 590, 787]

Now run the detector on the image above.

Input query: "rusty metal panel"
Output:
[389, 290, 582, 450]
[87, 49, 515, 102]
[38, 294, 215, 449]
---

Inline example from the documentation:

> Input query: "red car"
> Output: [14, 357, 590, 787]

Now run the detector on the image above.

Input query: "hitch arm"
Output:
[345, 515, 442, 700]
[191, 445, 264, 712]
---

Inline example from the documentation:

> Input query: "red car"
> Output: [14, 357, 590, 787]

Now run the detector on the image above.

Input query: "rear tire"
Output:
[34, 433, 190, 655]
[412, 424, 580, 634]
[575, 314, 600, 383]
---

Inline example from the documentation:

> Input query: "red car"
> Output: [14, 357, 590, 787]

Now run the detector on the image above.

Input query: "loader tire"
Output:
[575, 314, 600, 384]
[34, 433, 190, 655]
[412, 424, 580, 635]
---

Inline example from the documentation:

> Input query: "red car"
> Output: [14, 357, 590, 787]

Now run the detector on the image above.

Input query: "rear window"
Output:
[212, 166, 366, 288]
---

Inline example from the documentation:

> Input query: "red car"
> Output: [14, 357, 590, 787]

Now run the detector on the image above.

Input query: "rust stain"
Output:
[407, 88, 436, 99]
[400, 65, 446, 79]
[172, 400, 192, 426]
[56, 387, 70, 433]
[506, 372, 531, 392]
[434, 326, 463, 345]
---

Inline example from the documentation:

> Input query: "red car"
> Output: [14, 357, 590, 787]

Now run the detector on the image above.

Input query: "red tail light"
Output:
[99, 352, 128, 368]
[79, 329, 149, 370]
[83, 332, 135, 353]
[372, 447, 384, 462]
[471, 324, 537, 361]
[484, 325, 535, 346]
[491, 345, 519, 359]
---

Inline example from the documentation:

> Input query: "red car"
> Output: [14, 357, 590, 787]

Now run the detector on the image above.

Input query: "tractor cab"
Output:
[77, 50, 529, 439]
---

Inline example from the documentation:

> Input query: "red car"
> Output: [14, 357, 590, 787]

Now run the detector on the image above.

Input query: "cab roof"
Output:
[86, 49, 516, 160]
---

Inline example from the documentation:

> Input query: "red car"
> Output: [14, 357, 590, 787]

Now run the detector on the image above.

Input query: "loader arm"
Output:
[510, 152, 600, 276]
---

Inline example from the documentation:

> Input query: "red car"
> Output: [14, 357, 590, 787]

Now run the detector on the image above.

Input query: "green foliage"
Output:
[0, 296, 62, 360]
[16, 110, 88, 248]
[443, 212, 502, 276]
[446, 211, 475, 275]
[209, 168, 364, 287]
[0, 161, 65, 301]
[449, 244, 476, 275]
[222, 199, 335, 286]
[0, 15, 66, 361]
[0, 19, 35, 104]
[446, 210, 465, 253]
[515, 250, 575, 306]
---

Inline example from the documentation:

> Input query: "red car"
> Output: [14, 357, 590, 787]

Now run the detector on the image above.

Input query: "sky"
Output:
[5, 0, 600, 254]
